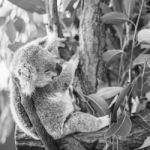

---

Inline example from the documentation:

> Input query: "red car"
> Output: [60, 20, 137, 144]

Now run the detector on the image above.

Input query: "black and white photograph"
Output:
[0, 0, 150, 150]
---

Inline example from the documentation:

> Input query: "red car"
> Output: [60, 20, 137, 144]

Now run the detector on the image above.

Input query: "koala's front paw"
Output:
[46, 35, 66, 53]
[98, 115, 110, 129]
[51, 38, 66, 50]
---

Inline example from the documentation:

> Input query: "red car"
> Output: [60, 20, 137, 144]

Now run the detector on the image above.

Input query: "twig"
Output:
[129, 0, 145, 82]
[140, 62, 146, 98]
[45, 0, 53, 31]
[118, 40, 126, 84]
[45, 0, 63, 37]
[45, 0, 71, 60]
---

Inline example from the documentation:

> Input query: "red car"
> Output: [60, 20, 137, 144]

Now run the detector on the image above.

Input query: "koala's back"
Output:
[33, 88, 74, 139]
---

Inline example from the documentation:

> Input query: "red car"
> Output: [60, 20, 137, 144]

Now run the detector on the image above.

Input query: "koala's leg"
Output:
[63, 112, 110, 136]
[9, 77, 38, 139]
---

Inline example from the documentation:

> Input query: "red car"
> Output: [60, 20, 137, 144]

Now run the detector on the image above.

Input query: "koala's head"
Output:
[11, 44, 62, 96]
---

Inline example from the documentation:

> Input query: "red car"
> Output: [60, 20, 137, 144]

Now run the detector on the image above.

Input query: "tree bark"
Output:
[78, 0, 106, 94]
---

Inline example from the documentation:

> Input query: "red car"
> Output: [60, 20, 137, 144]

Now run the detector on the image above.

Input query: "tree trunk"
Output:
[78, 0, 106, 94]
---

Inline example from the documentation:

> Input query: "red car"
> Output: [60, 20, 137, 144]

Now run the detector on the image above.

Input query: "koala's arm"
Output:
[53, 53, 110, 137]
[41, 53, 79, 94]
[62, 112, 110, 137]
[9, 76, 38, 139]
[53, 53, 79, 92]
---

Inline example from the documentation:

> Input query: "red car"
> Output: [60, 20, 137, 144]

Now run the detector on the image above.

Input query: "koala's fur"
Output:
[9, 35, 110, 140]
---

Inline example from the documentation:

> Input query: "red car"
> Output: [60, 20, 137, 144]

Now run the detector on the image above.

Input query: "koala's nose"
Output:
[55, 63, 62, 75]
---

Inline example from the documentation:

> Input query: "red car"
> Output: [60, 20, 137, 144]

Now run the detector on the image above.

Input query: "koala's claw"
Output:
[54, 38, 66, 48]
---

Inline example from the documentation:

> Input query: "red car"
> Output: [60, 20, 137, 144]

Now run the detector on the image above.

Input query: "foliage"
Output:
[1, 0, 150, 149]
[100, 0, 150, 149]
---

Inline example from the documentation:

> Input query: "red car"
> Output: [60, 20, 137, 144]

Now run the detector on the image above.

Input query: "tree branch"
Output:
[45, 0, 71, 60]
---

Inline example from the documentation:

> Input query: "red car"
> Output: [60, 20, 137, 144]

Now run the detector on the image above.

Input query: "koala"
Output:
[9, 35, 110, 140]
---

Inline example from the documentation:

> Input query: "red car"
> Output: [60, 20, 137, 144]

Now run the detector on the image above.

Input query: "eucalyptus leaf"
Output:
[112, 0, 124, 12]
[123, 0, 135, 18]
[14, 17, 25, 33]
[6, 20, 16, 43]
[101, 12, 129, 25]
[115, 114, 132, 137]
[133, 115, 150, 132]
[112, 83, 132, 123]
[96, 87, 123, 100]
[8, 42, 24, 52]
[87, 95, 109, 117]
[133, 54, 150, 66]
[103, 49, 123, 62]
[8, 0, 45, 14]
[105, 112, 132, 138]
[137, 29, 150, 44]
